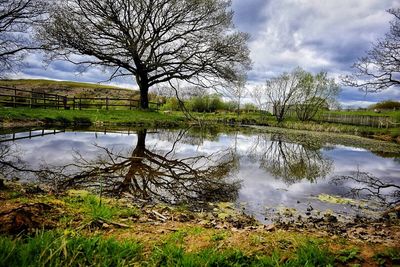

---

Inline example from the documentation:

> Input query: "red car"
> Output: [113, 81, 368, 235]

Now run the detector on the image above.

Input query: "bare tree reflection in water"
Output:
[0, 143, 40, 180]
[40, 129, 240, 205]
[331, 170, 400, 207]
[249, 133, 333, 184]
[0, 142, 75, 188]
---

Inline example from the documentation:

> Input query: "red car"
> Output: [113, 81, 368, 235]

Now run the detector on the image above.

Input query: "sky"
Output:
[9, 0, 400, 108]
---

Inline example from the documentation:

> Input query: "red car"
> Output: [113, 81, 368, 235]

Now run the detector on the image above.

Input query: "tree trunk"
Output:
[136, 129, 147, 150]
[139, 86, 149, 109]
[136, 74, 149, 109]
[117, 129, 147, 195]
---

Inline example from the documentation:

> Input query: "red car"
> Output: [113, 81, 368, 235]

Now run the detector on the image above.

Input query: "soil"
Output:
[0, 203, 60, 234]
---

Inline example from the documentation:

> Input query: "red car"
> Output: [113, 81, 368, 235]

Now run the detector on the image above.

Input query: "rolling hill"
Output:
[0, 79, 140, 99]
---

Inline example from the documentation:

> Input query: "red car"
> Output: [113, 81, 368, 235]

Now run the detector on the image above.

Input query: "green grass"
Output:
[63, 190, 140, 222]
[0, 231, 143, 267]
[148, 239, 335, 267]
[0, 230, 337, 267]
[0, 107, 185, 127]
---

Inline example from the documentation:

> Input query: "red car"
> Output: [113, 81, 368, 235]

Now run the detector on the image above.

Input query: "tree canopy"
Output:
[39, 0, 251, 109]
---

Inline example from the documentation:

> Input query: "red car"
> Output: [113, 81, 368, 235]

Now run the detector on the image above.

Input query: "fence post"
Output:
[129, 99, 132, 110]
[13, 89, 16, 108]
[106, 97, 109, 110]
[79, 98, 82, 110]
[43, 93, 46, 109]
[73, 97, 76, 110]
[64, 96, 67, 110]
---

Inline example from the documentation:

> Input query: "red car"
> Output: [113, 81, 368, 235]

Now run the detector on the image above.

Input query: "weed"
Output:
[285, 240, 335, 266]
[64, 191, 117, 221]
[336, 247, 361, 263]
[373, 248, 400, 266]
[211, 231, 228, 242]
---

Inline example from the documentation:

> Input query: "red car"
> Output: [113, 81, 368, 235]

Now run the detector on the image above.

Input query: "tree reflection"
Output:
[331, 171, 400, 206]
[42, 129, 240, 205]
[0, 143, 39, 181]
[252, 133, 333, 184]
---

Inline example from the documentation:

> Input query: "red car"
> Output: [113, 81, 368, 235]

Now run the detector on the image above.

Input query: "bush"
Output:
[371, 100, 400, 110]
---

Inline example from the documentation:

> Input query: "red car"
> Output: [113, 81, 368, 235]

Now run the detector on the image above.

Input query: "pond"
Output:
[1, 126, 399, 224]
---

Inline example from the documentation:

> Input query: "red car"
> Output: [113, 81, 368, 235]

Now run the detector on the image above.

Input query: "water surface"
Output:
[1, 127, 399, 223]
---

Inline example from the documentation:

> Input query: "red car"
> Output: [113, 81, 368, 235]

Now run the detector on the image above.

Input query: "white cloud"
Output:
[245, 0, 395, 81]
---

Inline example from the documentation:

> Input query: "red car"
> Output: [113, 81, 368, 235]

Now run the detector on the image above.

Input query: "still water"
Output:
[1, 127, 399, 223]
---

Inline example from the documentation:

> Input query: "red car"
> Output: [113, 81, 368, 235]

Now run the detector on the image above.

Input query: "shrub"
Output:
[371, 100, 400, 110]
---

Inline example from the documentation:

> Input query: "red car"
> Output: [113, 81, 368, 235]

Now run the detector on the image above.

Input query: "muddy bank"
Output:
[1, 181, 398, 245]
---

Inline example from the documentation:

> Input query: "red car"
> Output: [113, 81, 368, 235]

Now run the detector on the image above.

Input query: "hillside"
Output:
[0, 79, 140, 99]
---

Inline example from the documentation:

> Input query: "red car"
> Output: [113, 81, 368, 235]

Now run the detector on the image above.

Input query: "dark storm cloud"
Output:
[231, 0, 269, 38]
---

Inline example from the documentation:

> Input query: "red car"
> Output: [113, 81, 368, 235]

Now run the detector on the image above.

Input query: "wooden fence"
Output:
[0, 129, 65, 143]
[0, 86, 160, 110]
[280, 109, 397, 128]
[316, 113, 397, 128]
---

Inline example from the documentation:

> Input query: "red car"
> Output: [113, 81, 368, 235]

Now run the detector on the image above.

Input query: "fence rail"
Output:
[0, 86, 160, 110]
[0, 129, 66, 143]
[316, 113, 396, 128]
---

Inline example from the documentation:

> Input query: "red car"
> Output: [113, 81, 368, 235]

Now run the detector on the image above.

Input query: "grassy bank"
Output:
[191, 111, 400, 142]
[0, 107, 186, 128]
[1, 107, 399, 143]
[1, 183, 399, 267]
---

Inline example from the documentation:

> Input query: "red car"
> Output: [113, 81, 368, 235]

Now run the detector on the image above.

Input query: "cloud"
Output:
[7, 0, 399, 106]
[242, 0, 394, 79]
[231, 0, 399, 106]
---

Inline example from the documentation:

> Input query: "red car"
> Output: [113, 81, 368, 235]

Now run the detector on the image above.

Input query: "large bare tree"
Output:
[342, 8, 400, 92]
[0, 0, 46, 74]
[39, 0, 251, 109]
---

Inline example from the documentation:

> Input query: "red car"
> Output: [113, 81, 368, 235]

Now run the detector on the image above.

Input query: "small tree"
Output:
[342, 8, 400, 92]
[265, 68, 303, 123]
[0, 0, 46, 74]
[39, 0, 251, 109]
[249, 85, 266, 111]
[226, 79, 247, 116]
[295, 72, 340, 121]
